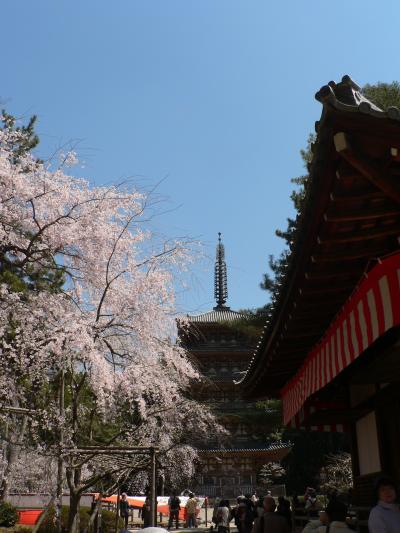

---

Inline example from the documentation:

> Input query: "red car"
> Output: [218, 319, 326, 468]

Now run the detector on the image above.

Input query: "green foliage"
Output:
[36, 506, 123, 533]
[0, 258, 66, 294]
[249, 399, 284, 441]
[99, 508, 125, 533]
[0, 110, 65, 295]
[258, 462, 286, 486]
[221, 307, 271, 341]
[0, 502, 19, 527]
[362, 81, 400, 110]
[16, 527, 33, 533]
[1, 110, 39, 161]
[318, 452, 353, 494]
[260, 133, 315, 296]
[281, 429, 349, 495]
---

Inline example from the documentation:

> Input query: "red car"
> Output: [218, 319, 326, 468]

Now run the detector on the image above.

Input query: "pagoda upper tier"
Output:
[186, 233, 246, 323]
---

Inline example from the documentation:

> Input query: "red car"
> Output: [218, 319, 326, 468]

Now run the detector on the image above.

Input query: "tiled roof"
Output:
[198, 442, 291, 453]
[187, 308, 246, 323]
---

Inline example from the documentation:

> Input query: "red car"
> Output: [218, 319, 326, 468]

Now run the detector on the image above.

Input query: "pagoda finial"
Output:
[214, 233, 229, 310]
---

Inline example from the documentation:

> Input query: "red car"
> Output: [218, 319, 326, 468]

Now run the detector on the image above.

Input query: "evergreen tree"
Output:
[362, 81, 400, 110]
[1, 110, 39, 161]
[0, 111, 64, 293]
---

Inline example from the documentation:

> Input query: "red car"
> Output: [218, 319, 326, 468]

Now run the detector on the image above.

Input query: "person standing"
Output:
[215, 499, 230, 533]
[251, 492, 259, 507]
[212, 497, 221, 529]
[253, 495, 290, 533]
[276, 496, 292, 530]
[232, 496, 246, 533]
[142, 496, 152, 528]
[301, 510, 329, 532]
[185, 493, 198, 528]
[168, 492, 181, 530]
[368, 477, 400, 533]
[119, 493, 130, 531]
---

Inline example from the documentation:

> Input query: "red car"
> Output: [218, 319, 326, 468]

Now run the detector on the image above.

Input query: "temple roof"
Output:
[198, 441, 291, 457]
[187, 308, 246, 323]
[238, 75, 400, 399]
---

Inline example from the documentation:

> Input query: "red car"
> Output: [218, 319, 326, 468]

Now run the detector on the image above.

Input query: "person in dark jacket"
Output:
[168, 492, 181, 530]
[276, 496, 292, 529]
[142, 496, 152, 528]
[119, 493, 130, 530]
[234, 496, 253, 533]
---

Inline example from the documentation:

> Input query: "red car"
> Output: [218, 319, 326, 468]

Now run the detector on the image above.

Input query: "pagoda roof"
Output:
[198, 441, 291, 457]
[187, 308, 247, 323]
[238, 75, 400, 400]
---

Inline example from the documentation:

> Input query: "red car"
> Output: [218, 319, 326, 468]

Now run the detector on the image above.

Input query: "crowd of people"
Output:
[119, 476, 400, 532]
[167, 492, 199, 530]
[210, 477, 400, 532]
[211, 493, 292, 533]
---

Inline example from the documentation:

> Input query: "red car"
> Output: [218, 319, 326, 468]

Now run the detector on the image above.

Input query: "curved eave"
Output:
[198, 442, 292, 458]
[186, 309, 247, 323]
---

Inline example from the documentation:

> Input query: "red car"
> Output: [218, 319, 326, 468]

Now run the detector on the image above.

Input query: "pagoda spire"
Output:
[214, 232, 230, 310]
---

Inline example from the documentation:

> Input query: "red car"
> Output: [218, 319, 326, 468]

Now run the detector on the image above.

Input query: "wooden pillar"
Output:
[56, 369, 65, 533]
[150, 447, 157, 527]
[114, 488, 120, 533]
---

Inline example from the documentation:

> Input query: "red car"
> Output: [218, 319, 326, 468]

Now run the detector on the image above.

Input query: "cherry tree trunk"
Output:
[67, 490, 81, 533]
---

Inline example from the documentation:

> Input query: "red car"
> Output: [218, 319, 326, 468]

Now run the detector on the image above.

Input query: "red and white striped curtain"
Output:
[281, 252, 400, 427]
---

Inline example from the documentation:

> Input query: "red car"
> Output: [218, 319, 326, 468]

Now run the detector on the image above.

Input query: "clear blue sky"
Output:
[3, 1, 399, 314]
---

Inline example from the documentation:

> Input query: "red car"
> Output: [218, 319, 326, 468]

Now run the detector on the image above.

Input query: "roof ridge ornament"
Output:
[214, 232, 230, 310]
[315, 75, 382, 111]
[315, 74, 400, 122]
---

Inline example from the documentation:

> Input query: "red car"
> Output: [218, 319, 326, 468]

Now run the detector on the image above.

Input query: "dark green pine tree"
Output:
[1, 110, 40, 161]
[0, 111, 65, 293]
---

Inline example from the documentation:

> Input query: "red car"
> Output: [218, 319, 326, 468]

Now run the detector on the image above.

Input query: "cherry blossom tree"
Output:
[0, 123, 223, 532]
[318, 453, 353, 494]
[258, 462, 286, 487]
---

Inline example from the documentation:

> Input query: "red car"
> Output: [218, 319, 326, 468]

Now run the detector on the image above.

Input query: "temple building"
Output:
[238, 76, 400, 509]
[179, 234, 290, 498]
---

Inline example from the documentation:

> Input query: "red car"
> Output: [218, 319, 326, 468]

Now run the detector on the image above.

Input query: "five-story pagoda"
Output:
[179, 234, 290, 498]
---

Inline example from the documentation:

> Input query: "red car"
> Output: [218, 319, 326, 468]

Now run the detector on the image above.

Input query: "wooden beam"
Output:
[318, 225, 400, 244]
[298, 299, 345, 313]
[331, 191, 388, 208]
[300, 284, 354, 295]
[311, 246, 390, 263]
[304, 268, 362, 281]
[307, 408, 367, 425]
[285, 329, 325, 339]
[289, 318, 334, 332]
[334, 132, 400, 204]
[325, 205, 400, 223]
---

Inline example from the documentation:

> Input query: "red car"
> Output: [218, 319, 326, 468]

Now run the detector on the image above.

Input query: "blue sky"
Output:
[3, 1, 400, 313]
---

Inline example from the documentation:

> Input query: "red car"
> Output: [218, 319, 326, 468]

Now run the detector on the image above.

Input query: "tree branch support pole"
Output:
[114, 488, 120, 533]
[150, 447, 157, 527]
[56, 369, 65, 533]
